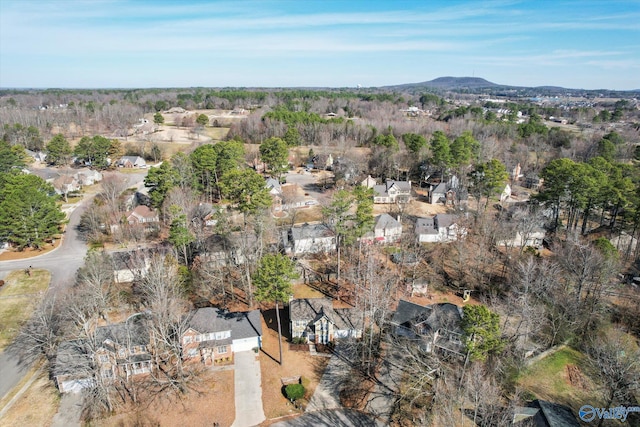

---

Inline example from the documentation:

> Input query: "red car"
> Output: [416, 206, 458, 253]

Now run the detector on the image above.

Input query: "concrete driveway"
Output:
[231, 351, 265, 427]
[306, 351, 349, 412]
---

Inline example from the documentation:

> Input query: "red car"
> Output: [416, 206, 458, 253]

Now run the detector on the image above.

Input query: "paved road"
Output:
[0, 171, 146, 402]
[231, 351, 265, 427]
[271, 409, 385, 427]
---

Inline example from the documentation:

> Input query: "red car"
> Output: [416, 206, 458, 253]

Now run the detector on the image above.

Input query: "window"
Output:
[188, 348, 198, 357]
[183, 336, 192, 344]
[118, 348, 126, 357]
[101, 369, 113, 379]
[98, 354, 109, 363]
[217, 345, 228, 354]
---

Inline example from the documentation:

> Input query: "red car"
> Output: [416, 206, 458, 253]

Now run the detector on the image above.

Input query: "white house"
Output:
[497, 229, 546, 250]
[362, 214, 402, 244]
[75, 169, 103, 186]
[111, 250, 152, 283]
[361, 175, 377, 189]
[373, 180, 412, 204]
[283, 223, 336, 255]
[415, 214, 464, 243]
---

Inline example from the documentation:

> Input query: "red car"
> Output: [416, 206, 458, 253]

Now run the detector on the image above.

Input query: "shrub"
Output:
[285, 383, 305, 402]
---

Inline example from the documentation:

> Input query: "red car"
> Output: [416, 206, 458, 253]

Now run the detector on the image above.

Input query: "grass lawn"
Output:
[0, 365, 59, 427]
[204, 127, 230, 141]
[518, 346, 602, 410]
[293, 284, 325, 299]
[0, 269, 51, 351]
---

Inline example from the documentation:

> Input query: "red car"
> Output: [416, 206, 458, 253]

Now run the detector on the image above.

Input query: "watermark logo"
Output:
[579, 405, 640, 423]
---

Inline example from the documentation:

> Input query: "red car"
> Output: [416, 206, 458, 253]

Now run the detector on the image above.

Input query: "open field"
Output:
[0, 269, 51, 351]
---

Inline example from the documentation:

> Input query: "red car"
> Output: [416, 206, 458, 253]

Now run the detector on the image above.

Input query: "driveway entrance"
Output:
[231, 351, 265, 427]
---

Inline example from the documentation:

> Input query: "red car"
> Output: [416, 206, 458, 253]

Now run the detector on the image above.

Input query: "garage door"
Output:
[233, 337, 259, 352]
[60, 378, 93, 394]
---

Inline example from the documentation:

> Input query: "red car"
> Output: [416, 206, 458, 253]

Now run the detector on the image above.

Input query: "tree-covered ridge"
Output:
[262, 105, 345, 126]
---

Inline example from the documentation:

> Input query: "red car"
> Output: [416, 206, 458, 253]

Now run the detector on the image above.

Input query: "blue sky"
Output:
[1, 0, 639, 89]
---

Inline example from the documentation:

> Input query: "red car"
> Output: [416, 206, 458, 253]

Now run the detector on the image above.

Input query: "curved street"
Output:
[0, 171, 146, 401]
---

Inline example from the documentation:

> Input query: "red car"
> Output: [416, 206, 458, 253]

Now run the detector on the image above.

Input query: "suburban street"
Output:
[0, 171, 146, 401]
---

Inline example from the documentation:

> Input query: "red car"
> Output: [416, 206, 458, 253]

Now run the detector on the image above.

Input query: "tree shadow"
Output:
[262, 306, 291, 340]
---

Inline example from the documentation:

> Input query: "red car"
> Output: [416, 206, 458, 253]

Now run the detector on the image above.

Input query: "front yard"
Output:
[0, 269, 51, 351]
[259, 312, 329, 422]
[97, 369, 235, 427]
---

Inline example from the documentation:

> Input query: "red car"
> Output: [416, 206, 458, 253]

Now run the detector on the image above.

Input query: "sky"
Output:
[0, 0, 639, 90]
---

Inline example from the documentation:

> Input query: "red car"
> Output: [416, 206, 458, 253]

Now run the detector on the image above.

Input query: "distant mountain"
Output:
[385, 76, 499, 91]
[382, 76, 640, 97]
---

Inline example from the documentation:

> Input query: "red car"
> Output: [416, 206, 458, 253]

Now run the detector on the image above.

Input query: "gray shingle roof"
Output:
[95, 316, 150, 348]
[289, 298, 361, 331]
[391, 300, 462, 335]
[374, 213, 400, 231]
[187, 307, 262, 340]
[415, 217, 437, 235]
[290, 223, 335, 241]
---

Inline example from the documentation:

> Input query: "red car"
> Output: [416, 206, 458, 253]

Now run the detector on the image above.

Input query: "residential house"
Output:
[182, 307, 262, 365]
[429, 175, 463, 205]
[52, 175, 81, 196]
[289, 298, 362, 344]
[282, 223, 336, 255]
[93, 318, 153, 380]
[524, 174, 544, 190]
[111, 249, 152, 283]
[117, 156, 147, 168]
[75, 169, 103, 186]
[25, 149, 47, 163]
[362, 214, 402, 244]
[126, 205, 159, 226]
[391, 300, 464, 356]
[54, 316, 153, 393]
[197, 232, 256, 267]
[192, 202, 220, 228]
[415, 214, 464, 243]
[497, 229, 546, 250]
[265, 177, 282, 196]
[361, 175, 377, 189]
[53, 340, 94, 393]
[373, 180, 412, 204]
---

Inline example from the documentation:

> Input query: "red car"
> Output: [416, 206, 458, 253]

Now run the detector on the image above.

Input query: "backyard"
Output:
[517, 346, 602, 412]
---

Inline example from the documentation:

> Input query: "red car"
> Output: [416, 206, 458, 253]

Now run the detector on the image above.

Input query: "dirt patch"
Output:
[97, 369, 235, 427]
[259, 315, 329, 422]
[404, 289, 480, 308]
[565, 364, 588, 390]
